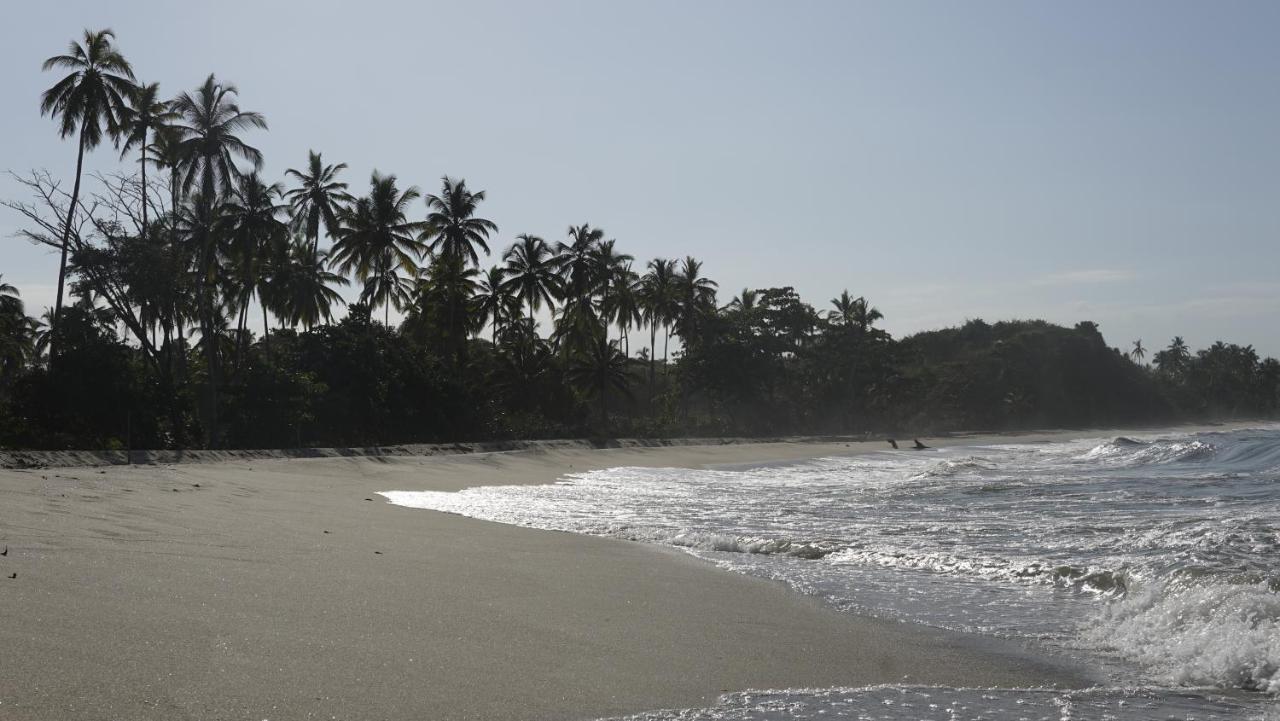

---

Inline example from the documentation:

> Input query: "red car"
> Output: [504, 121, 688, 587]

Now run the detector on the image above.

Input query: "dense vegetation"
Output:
[2, 30, 1277, 450]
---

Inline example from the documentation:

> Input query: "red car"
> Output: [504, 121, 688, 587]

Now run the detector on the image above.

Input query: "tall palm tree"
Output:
[170, 74, 267, 198]
[673, 256, 717, 343]
[501, 234, 560, 331]
[117, 81, 176, 241]
[638, 258, 678, 386]
[170, 73, 267, 446]
[272, 241, 348, 330]
[593, 239, 633, 343]
[39, 28, 136, 359]
[828, 290, 861, 329]
[221, 172, 287, 361]
[845, 295, 883, 336]
[421, 177, 498, 267]
[556, 224, 605, 303]
[330, 172, 426, 325]
[605, 262, 642, 357]
[413, 254, 480, 354]
[1131, 339, 1146, 365]
[474, 266, 518, 343]
[284, 150, 353, 255]
[567, 338, 633, 427]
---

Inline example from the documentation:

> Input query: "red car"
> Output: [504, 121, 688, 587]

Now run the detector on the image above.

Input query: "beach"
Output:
[0, 431, 1172, 720]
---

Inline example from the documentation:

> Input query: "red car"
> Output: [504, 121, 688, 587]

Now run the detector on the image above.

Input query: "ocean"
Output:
[382, 426, 1280, 720]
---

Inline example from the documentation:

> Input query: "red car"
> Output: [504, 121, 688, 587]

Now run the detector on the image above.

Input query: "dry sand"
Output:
[0, 429, 1194, 720]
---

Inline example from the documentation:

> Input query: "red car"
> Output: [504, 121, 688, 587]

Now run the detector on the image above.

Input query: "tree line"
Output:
[1, 29, 1276, 450]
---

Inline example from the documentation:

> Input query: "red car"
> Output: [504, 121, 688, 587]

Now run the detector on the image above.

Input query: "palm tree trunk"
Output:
[648, 321, 657, 395]
[140, 140, 149, 241]
[50, 128, 88, 364]
[261, 303, 270, 354]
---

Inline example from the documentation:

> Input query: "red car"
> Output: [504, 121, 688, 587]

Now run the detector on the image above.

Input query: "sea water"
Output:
[381, 426, 1280, 720]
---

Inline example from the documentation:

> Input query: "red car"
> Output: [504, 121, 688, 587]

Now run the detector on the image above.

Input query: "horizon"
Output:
[2, 1, 1279, 356]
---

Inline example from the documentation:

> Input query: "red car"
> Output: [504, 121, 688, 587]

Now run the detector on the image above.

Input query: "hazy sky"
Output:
[2, 1, 1278, 356]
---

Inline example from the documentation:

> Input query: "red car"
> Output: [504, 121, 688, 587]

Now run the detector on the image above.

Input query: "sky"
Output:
[2, 1, 1278, 356]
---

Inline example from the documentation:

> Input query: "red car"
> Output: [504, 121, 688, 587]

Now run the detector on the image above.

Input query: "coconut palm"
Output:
[1130, 339, 1146, 364]
[330, 172, 426, 324]
[474, 266, 519, 343]
[827, 290, 862, 329]
[412, 253, 480, 356]
[170, 74, 267, 198]
[0, 278, 37, 381]
[272, 241, 348, 330]
[501, 234, 560, 331]
[604, 263, 642, 357]
[117, 81, 176, 240]
[221, 172, 287, 360]
[638, 258, 679, 385]
[673, 256, 717, 343]
[724, 288, 759, 312]
[421, 177, 498, 267]
[556, 224, 605, 303]
[39, 28, 136, 358]
[843, 295, 883, 336]
[284, 150, 353, 255]
[593, 239, 633, 343]
[360, 250, 416, 327]
[567, 338, 633, 426]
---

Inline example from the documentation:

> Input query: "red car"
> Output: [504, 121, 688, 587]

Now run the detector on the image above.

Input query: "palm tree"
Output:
[330, 172, 426, 325]
[170, 73, 267, 446]
[284, 150, 353, 255]
[117, 81, 176, 241]
[724, 288, 758, 312]
[39, 28, 136, 359]
[360, 250, 416, 326]
[638, 258, 678, 386]
[0, 278, 36, 381]
[502, 234, 560, 331]
[1154, 336, 1192, 378]
[412, 253, 480, 355]
[170, 74, 268, 198]
[567, 338, 633, 427]
[556, 224, 605, 303]
[474, 266, 518, 343]
[673, 256, 717, 343]
[593, 239, 634, 343]
[605, 262, 642, 357]
[828, 290, 861, 329]
[272, 241, 348, 330]
[1130, 339, 1146, 365]
[221, 172, 287, 361]
[421, 177, 498, 267]
[845, 295, 883, 336]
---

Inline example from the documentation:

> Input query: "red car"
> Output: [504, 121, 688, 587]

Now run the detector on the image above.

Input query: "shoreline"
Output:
[1, 419, 1264, 471]
[0, 424, 1253, 720]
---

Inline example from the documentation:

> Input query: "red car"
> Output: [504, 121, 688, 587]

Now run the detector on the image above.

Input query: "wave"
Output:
[1086, 579, 1280, 694]
[599, 685, 1275, 720]
[908, 457, 998, 480]
[1080, 437, 1218, 465]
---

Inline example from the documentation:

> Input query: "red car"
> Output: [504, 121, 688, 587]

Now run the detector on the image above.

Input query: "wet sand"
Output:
[0, 431, 1154, 720]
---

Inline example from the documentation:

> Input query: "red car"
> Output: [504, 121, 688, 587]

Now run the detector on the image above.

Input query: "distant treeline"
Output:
[1, 29, 1276, 449]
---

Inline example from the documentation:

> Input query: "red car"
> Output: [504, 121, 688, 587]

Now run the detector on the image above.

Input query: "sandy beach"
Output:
[0, 430, 1172, 720]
